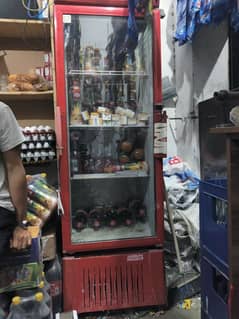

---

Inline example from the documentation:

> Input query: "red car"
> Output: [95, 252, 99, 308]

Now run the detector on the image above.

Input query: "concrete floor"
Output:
[161, 297, 201, 319]
[161, 304, 200, 319]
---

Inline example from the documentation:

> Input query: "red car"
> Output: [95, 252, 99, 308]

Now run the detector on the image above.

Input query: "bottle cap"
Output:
[12, 296, 21, 305]
[39, 281, 45, 289]
[35, 292, 44, 302]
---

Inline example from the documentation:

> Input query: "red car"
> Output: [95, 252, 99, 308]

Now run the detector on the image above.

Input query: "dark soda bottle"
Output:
[72, 209, 88, 231]
[129, 199, 147, 223]
[118, 207, 135, 226]
[88, 207, 104, 230]
[44, 255, 62, 315]
[104, 207, 119, 228]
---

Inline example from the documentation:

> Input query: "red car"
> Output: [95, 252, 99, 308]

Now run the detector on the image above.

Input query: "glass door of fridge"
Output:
[63, 12, 155, 244]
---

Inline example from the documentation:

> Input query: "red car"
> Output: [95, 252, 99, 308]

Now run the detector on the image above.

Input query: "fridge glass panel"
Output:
[63, 13, 155, 244]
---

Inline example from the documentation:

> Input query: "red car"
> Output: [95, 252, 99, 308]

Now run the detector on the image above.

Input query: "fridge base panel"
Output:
[71, 222, 152, 244]
[63, 249, 166, 313]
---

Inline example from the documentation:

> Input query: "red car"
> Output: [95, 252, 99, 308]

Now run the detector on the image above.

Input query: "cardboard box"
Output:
[41, 232, 56, 261]
[0, 262, 43, 293]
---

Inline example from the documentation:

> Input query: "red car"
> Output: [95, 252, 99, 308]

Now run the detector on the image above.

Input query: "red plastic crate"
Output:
[63, 249, 166, 313]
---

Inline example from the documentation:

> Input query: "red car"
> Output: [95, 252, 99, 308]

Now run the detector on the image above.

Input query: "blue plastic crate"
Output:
[201, 256, 229, 319]
[200, 179, 228, 269]
[201, 308, 209, 319]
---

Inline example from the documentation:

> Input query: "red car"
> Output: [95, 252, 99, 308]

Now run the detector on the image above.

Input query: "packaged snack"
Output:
[27, 179, 57, 212]
[27, 199, 51, 222]
[26, 212, 43, 227]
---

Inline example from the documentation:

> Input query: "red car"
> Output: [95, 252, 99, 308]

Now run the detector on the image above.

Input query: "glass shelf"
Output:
[69, 124, 148, 129]
[72, 170, 149, 180]
[68, 70, 148, 77]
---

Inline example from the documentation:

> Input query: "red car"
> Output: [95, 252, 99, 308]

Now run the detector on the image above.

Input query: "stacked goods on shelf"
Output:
[68, 45, 149, 127]
[21, 126, 56, 165]
[26, 174, 58, 228]
[70, 131, 148, 176]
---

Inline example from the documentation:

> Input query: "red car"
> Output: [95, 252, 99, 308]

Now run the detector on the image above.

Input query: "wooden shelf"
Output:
[210, 126, 239, 135]
[0, 18, 51, 51]
[0, 90, 53, 102]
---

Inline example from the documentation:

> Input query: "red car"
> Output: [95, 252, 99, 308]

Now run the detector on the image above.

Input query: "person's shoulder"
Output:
[0, 101, 10, 113]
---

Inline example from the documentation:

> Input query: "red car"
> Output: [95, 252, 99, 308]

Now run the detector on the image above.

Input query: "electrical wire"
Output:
[21, 0, 49, 19]
[21, 0, 40, 11]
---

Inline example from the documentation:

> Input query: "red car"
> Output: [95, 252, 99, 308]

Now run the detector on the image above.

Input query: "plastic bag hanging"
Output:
[175, 0, 188, 45]
[199, 0, 212, 24]
[187, 0, 201, 41]
[124, 0, 139, 52]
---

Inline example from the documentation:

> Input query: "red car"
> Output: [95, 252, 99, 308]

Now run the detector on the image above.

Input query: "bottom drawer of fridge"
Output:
[63, 249, 166, 313]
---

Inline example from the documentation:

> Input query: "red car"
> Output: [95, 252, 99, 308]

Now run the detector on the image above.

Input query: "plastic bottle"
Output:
[44, 255, 62, 314]
[72, 209, 88, 231]
[105, 207, 119, 228]
[7, 293, 46, 319]
[35, 292, 51, 319]
[6, 296, 24, 319]
[39, 281, 52, 312]
[14, 285, 52, 318]
[0, 293, 10, 319]
[88, 208, 103, 230]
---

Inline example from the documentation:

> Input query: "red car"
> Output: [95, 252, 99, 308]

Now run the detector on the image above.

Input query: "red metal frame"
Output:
[54, 0, 159, 9]
[54, 4, 164, 253]
[153, 9, 162, 105]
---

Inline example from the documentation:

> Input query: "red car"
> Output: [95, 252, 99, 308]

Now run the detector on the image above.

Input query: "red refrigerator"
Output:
[54, 0, 166, 313]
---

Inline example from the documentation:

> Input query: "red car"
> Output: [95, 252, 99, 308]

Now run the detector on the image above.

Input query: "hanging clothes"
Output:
[175, 0, 235, 45]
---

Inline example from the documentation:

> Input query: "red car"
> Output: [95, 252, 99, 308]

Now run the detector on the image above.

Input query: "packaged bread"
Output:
[7, 81, 35, 91]
[8, 73, 40, 84]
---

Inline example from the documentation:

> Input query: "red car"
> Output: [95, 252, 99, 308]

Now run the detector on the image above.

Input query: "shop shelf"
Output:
[68, 69, 149, 77]
[0, 90, 54, 102]
[69, 124, 148, 129]
[0, 18, 51, 51]
[71, 170, 149, 180]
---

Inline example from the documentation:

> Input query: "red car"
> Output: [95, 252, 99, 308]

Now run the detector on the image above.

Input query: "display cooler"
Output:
[54, 0, 166, 312]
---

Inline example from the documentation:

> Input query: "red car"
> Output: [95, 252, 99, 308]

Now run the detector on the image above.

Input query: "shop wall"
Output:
[160, 0, 229, 175]
[160, 0, 177, 158]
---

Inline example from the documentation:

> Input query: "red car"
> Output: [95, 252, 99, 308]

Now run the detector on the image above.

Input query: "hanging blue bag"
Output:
[200, 0, 212, 24]
[175, 0, 188, 45]
[187, 0, 201, 41]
